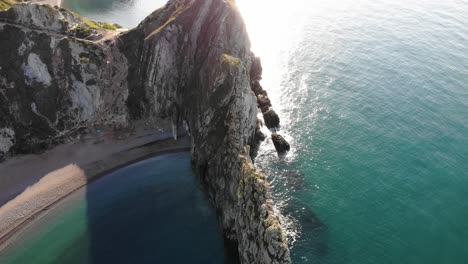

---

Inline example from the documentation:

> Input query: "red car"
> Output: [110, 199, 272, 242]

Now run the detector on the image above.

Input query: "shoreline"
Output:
[33, 0, 61, 7]
[0, 130, 191, 248]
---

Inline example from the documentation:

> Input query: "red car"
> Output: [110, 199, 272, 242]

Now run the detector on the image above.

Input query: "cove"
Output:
[62, 0, 168, 28]
[0, 152, 228, 264]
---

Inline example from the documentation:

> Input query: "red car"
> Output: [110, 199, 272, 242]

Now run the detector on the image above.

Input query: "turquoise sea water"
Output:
[11, 0, 468, 263]
[0, 153, 227, 264]
[236, 0, 468, 263]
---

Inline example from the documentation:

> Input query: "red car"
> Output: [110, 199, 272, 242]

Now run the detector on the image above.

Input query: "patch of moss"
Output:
[79, 56, 90, 63]
[240, 154, 266, 181]
[98, 22, 120, 30]
[0, 0, 16, 10]
[221, 54, 241, 67]
[0, 3, 10, 10]
[68, 10, 121, 31]
[82, 18, 121, 30]
[81, 18, 101, 29]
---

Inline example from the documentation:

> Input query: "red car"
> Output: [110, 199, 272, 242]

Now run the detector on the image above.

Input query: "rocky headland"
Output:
[0, 1, 291, 263]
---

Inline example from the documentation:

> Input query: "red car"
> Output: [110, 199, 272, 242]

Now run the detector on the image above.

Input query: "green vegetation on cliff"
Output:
[221, 54, 241, 67]
[0, 1, 120, 31]
[0, 0, 18, 10]
[66, 9, 121, 31]
[81, 17, 121, 30]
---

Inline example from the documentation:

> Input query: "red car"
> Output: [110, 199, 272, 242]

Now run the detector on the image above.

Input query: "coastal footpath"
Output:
[0, 1, 291, 263]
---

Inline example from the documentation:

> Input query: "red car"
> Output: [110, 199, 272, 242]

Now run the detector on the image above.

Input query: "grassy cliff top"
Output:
[0, 1, 121, 31]
[0, 0, 20, 10]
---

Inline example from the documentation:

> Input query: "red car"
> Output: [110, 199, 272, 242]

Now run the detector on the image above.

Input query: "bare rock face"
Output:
[0, 1, 291, 263]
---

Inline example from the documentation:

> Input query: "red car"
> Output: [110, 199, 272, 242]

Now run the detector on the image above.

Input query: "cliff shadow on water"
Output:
[83, 152, 237, 264]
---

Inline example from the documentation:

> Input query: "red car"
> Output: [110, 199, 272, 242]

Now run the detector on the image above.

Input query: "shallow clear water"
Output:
[37, 0, 468, 263]
[0, 152, 226, 264]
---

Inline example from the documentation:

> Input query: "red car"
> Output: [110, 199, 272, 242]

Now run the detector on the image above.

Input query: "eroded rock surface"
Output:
[0, 1, 291, 263]
[272, 133, 290, 154]
[263, 108, 281, 129]
[0, 3, 128, 154]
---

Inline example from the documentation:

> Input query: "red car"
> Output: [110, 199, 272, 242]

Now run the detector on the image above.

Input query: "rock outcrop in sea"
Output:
[0, 1, 291, 263]
[272, 133, 291, 154]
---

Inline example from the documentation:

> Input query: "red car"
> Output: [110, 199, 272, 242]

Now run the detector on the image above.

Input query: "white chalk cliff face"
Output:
[0, 1, 291, 263]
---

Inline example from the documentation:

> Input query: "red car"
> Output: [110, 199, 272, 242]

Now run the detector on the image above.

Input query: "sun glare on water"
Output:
[234, 0, 353, 104]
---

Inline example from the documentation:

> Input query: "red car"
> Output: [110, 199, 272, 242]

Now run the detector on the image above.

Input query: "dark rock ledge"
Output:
[0, 1, 292, 263]
[249, 56, 291, 155]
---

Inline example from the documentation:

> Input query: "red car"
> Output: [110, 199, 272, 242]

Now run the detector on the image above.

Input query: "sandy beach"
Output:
[0, 128, 191, 247]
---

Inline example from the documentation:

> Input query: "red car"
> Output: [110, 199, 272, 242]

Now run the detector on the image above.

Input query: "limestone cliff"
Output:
[0, 1, 291, 263]
[0, 3, 128, 155]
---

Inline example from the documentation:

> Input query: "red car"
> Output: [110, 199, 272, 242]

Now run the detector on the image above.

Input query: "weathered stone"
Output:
[251, 80, 264, 96]
[250, 55, 262, 81]
[272, 133, 290, 154]
[263, 108, 280, 129]
[250, 118, 266, 158]
[255, 123, 266, 142]
[257, 93, 272, 113]
[0, 127, 15, 157]
[238, 152, 291, 263]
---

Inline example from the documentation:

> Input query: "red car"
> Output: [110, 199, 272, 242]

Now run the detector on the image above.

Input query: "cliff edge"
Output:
[0, 1, 291, 263]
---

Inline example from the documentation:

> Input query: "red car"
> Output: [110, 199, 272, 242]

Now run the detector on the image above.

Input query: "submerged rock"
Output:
[272, 133, 290, 154]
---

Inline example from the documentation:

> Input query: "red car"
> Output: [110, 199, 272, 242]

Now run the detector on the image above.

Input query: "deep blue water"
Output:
[0, 152, 227, 264]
